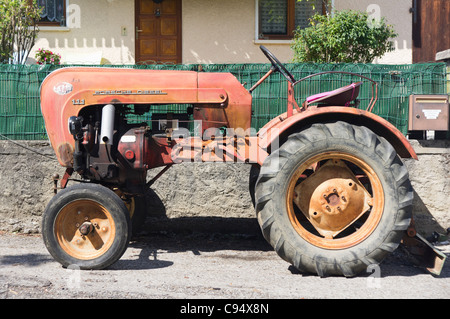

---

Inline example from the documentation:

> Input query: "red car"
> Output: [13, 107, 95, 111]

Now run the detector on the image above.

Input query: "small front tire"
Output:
[42, 183, 131, 270]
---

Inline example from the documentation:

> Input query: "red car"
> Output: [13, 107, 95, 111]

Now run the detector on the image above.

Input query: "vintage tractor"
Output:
[40, 46, 441, 276]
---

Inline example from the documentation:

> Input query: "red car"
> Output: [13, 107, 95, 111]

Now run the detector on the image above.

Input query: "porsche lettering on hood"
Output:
[93, 89, 167, 96]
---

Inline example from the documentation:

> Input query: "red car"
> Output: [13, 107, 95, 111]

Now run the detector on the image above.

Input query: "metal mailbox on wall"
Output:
[408, 95, 449, 131]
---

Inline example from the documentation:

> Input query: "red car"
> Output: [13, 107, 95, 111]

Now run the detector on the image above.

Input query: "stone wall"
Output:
[403, 140, 450, 235]
[0, 140, 448, 236]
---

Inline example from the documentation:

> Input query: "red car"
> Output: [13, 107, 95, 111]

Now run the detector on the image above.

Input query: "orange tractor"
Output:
[40, 46, 442, 276]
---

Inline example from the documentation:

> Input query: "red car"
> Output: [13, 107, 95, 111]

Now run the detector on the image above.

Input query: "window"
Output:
[37, 0, 67, 26]
[258, 0, 325, 40]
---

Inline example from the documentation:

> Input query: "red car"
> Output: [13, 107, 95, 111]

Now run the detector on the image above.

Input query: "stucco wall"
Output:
[29, 0, 413, 65]
[31, 0, 135, 65]
[335, 0, 413, 64]
[182, 0, 294, 64]
[182, 0, 413, 64]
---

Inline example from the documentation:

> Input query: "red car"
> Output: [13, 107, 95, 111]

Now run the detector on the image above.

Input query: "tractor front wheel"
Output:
[255, 122, 413, 277]
[42, 183, 131, 270]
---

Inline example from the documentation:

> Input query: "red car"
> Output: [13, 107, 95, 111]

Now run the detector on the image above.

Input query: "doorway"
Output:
[412, 0, 450, 63]
[135, 0, 182, 64]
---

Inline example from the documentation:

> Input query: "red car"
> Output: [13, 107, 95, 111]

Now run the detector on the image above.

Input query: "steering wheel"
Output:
[260, 45, 296, 84]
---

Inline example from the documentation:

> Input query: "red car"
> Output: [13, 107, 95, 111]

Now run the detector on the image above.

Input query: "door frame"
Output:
[134, 0, 182, 64]
[412, 0, 450, 63]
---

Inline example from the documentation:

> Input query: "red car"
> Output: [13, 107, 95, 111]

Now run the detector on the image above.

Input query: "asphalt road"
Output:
[0, 230, 449, 301]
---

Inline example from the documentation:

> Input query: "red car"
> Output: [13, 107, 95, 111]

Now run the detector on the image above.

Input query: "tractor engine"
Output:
[40, 67, 252, 195]
[69, 103, 178, 194]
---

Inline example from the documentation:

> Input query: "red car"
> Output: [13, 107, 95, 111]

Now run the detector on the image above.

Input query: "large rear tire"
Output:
[42, 183, 131, 270]
[255, 122, 413, 277]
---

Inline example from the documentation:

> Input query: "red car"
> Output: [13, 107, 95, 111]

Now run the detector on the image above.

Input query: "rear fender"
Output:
[257, 107, 418, 160]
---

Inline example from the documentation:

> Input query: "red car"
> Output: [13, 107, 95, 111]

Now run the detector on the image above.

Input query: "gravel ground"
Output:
[0, 230, 449, 301]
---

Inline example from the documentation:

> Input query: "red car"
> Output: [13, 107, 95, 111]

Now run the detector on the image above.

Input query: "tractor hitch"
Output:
[401, 219, 447, 276]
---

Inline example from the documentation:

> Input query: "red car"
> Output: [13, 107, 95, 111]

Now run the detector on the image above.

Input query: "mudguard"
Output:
[257, 106, 418, 161]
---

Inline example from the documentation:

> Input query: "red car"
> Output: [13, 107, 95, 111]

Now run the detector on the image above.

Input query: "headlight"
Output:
[68, 116, 83, 138]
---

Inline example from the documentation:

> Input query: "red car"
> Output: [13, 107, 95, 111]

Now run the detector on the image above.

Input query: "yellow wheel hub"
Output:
[54, 199, 116, 260]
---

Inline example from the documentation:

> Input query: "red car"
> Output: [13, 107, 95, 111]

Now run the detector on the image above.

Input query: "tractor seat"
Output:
[305, 82, 363, 106]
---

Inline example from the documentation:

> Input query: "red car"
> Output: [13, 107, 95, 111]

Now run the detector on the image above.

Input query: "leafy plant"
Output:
[35, 48, 61, 65]
[0, 0, 41, 64]
[291, 10, 397, 63]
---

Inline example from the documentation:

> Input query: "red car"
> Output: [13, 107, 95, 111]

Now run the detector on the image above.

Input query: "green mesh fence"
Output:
[0, 62, 447, 140]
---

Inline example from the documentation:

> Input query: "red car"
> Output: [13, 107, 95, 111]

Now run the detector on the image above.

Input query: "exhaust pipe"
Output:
[100, 104, 115, 145]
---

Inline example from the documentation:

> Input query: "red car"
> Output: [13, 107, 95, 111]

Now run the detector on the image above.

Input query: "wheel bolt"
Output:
[79, 222, 93, 236]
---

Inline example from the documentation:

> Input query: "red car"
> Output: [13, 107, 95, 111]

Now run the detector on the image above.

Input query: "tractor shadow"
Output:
[111, 187, 272, 270]
[411, 189, 449, 235]
[112, 215, 272, 271]
[112, 188, 450, 278]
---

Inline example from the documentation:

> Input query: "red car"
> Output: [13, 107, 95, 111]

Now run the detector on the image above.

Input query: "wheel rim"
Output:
[286, 152, 384, 250]
[54, 199, 116, 260]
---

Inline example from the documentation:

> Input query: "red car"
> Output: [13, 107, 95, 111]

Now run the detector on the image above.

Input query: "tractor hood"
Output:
[40, 67, 252, 167]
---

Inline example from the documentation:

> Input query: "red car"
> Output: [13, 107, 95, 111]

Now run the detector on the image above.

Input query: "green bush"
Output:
[291, 10, 397, 63]
[0, 0, 41, 64]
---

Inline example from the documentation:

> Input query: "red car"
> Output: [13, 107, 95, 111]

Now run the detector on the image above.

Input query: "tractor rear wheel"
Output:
[42, 183, 131, 270]
[255, 122, 413, 277]
[249, 164, 260, 207]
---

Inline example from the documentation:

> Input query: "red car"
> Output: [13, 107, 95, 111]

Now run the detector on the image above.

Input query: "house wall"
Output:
[181, 0, 294, 64]
[182, 0, 413, 64]
[334, 0, 413, 64]
[31, 0, 136, 65]
[29, 0, 413, 65]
